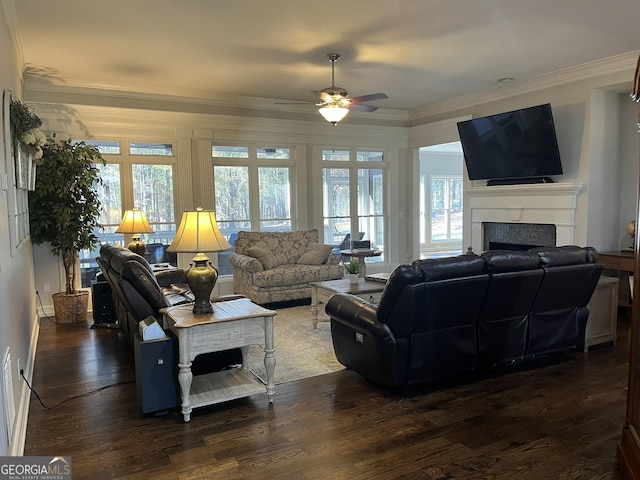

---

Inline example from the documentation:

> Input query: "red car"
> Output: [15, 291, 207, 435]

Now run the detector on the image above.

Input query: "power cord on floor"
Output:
[20, 369, 134, 409]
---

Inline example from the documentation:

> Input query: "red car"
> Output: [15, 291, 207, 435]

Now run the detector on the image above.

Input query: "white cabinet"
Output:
[584, 276, 619, 352]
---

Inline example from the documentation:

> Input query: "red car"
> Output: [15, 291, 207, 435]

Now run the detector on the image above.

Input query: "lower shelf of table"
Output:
[188, 367, 266, 408]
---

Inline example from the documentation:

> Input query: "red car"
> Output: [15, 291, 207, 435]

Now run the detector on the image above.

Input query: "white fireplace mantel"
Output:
[466, 182, 585, 253]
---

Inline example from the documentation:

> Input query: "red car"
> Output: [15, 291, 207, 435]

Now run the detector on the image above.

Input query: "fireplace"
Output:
[466, 182, 584, 253]
[483, 222, 556, 251]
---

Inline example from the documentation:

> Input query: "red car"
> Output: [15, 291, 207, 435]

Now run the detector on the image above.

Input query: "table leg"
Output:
[311, 285, 319, 329]
[178, 361, 193, 422]
[359, 258, 367, 278]
[264, 316, 276, 403]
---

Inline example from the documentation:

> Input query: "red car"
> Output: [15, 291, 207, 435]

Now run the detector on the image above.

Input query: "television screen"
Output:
[457, 103, 563, 184]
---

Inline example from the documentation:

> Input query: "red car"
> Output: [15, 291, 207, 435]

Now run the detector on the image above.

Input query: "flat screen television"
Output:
[457, 103, 563, 185]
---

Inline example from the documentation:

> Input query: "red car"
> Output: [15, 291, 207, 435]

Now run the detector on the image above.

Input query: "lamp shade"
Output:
[167, 208, 231, 254]
[319, 105, 349, 125]
[115, 209, 154, 234]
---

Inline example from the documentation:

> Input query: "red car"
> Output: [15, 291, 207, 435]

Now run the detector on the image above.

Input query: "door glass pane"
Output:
[450, 178, 463, 240]
[132, 164, 176, 245]
[259, 167, 291, 230]
[130, 142, 173, 156]
[212, 145, 249, 158]
[357, 151, 383, 162]
[323, 168, 350, 244]
[357, 168, 384, 261]
[257, 147, 290, 159]
[322, 149, 349, 162]
[214, 165, 250, 275]
[80, 163, 122, 287]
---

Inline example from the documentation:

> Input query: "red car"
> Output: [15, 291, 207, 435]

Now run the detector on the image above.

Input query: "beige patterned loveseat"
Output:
[229, 229, 344, 304]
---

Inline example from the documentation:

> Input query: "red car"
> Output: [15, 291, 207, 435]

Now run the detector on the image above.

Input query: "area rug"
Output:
[247, 304, 344, 384]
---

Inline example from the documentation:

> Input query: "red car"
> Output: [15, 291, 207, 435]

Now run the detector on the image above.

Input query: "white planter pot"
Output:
[348, 273, 359, 284]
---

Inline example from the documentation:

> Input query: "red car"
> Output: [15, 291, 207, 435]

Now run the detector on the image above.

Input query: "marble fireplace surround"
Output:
[466, 182, 585, 254]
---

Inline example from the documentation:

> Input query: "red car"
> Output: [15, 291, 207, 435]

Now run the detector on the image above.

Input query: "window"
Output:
[213, 145, 293, 274]
[78, 140, 178, 287]
[322, 149, 386, 261]
[430, 176, 463, 242]
[418, 142, 464, 257]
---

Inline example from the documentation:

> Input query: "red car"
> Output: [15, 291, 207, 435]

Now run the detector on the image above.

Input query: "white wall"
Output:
[0, 4, 39, 456]
[408, 72, 639, 255]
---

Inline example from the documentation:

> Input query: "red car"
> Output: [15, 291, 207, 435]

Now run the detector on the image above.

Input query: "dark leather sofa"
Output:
[97, 244, 242, 373]
[97, 244, 194, 343]
[326, 246, 603, 388]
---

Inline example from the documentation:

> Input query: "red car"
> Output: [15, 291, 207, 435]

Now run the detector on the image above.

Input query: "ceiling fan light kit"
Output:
[277, 52, 388, 126]
[318, 104, 350, 125]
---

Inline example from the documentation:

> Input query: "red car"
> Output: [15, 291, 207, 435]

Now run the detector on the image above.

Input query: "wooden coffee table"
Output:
[310, 278, 385, 328]
[162, 297, 276, 422]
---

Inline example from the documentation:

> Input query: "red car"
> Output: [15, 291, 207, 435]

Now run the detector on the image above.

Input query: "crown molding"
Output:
[2, 0, 24, 70]
[409, 51, 640, 124]
[23, 77, 409, 127]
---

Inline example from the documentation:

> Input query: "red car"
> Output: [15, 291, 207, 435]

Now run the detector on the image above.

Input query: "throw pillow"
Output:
[247, 242, 277, 270]
[296, 243, 334, 265]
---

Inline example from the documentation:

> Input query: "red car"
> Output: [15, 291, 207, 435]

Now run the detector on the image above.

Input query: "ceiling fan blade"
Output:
[275, 101, 315, 105]
[350, 104, 378, 112]
[350, 93, 388, 104]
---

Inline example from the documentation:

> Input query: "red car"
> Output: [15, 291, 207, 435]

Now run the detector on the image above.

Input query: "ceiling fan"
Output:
[281, 53, 388, 125]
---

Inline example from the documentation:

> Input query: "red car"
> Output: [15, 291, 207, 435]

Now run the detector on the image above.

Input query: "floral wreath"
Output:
[9, 94, 46, 161]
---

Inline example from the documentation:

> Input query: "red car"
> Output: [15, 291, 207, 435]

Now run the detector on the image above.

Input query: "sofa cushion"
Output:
[235, 229, 319, 264]
[252, 264, 343, 288]
[482, 250, 540, 273]
[412, 254, 486, 281]
[296, 244, 333, 265]
[247, 241, 278, 270]
[531, 245, 588, 267]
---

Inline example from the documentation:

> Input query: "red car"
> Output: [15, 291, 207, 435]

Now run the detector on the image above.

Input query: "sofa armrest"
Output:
[229, 252, 264, 273]
[326, 293, 410, 387]
[325, 251, 341, 266]
[155, 268, 188, 287]
[325, 293, 389, 336]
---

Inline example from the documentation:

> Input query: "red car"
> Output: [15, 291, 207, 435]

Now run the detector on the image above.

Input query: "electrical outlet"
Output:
[43, 283, 51, 293]
[17, 358, 20, 377]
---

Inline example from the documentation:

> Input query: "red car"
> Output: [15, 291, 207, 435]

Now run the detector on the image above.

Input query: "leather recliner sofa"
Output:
[96, 244, 242, 372]
[326, 246, 603, 388]
[97, 244, 194, 342]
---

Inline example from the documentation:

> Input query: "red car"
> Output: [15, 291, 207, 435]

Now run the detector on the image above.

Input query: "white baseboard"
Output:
[9, 313, 40, 456]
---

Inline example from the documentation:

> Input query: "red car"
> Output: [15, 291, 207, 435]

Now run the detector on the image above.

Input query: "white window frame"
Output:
[321, 148, 387, 258]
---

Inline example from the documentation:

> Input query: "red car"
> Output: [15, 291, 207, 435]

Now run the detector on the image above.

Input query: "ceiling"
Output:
[10, 0, 640, 113]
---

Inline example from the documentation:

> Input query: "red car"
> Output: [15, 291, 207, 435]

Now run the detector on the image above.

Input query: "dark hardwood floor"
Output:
[24, 309, 631, 479]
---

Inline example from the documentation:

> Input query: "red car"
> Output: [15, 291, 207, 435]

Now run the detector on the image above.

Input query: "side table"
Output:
[161, 297, 276, 422]
[310, 278, 385, 328]
[597, 251, 634, 307]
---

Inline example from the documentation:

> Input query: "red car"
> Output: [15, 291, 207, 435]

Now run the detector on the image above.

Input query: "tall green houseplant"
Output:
[29, 137, 106, 297]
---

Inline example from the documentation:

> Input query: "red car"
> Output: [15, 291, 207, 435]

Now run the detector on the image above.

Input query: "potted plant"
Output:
[344, 257, 360, 284]
[29, 136, 106, 323]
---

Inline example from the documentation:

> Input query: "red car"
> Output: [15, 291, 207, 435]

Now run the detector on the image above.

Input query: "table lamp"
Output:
[167, 207, 232, 314]
[115, 209, 154, 256]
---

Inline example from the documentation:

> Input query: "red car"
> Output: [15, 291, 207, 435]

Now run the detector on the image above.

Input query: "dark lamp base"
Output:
[186, 257, 219, 315]
[128, 240, 147, 256]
